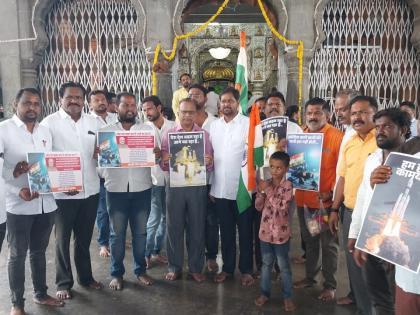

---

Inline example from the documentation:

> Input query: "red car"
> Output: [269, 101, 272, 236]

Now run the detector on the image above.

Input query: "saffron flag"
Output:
[237, 104, 264, 213]
[235, 31, 248, 115]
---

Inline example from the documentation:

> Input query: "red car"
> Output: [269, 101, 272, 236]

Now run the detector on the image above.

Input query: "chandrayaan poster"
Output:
[168, 131, 206, 187]
[356, 152, 420, 273]
[286, 133, 323, 192]
[27, 152, 83, 194]
[261, 116, 288, 166]
[98, 130, 155, 168]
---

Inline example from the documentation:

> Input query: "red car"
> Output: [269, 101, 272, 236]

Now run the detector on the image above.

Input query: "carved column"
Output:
[143, 0, 174, 108]
[0, 0, 22, 117]
[407, 0, 420, 59]
[281, 0, 318, 107]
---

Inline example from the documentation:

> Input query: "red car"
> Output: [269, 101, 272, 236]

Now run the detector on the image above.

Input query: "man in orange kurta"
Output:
[293, 98, 343, 302]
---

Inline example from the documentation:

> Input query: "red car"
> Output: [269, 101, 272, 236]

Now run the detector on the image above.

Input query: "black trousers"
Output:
[0, 222, 6, 253]
[214, 198, 254, 274]
[364, 255, 395, 315]
[7, 211, 55, 308]
[205, 195, 219, 260]
[55, 194, 99, 290]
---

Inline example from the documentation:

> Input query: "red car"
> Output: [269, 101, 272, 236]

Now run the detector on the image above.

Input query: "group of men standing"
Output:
[0, 74, 420, 315]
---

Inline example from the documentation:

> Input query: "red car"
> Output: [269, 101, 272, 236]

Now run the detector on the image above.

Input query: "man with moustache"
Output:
[161, 98, 214, 282]
[188, 84, 219, 273]
[264, 91, 302, 133]
[41, 82, 102, 300]
[89, 90, 117, 258]
[0, 88, 63, 315]
[101, 92, 158, 290]
[348, 108, 411, 315]
[142, 96, 175, 268]
[210, 87, 255, 285]
[333, 88, 361, 306]
[293, 98, 343, 301]
[172, 73, 192, 120]
[329, 95, 379, 315]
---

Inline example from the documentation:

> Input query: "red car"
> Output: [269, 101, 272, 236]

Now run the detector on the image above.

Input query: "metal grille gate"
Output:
[38, 0, 151, 116]
[309, 0, 420, 116]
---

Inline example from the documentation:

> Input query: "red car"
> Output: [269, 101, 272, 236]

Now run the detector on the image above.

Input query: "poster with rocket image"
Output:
[261, 116, 288, 166]
[356, 152, 420, 273]
[168, 131, 206, 187]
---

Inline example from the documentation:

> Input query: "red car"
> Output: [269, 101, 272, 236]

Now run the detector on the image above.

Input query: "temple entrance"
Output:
[179, 1, 279, 96]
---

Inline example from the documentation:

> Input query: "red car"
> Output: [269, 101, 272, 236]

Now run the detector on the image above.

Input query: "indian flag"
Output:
[235, 31, 248, 115]
[237, 104, 264, 213]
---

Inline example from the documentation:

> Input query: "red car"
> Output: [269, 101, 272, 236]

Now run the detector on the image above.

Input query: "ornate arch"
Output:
[173, 0, 287, 44]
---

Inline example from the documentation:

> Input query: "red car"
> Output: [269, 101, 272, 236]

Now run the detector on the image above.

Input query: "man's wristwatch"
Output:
[330, 208, 339, 213]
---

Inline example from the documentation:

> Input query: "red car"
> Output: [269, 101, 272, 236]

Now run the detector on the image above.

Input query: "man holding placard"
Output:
[161, 98, 213, 282]
[41, 82, 102, 300]
[89, 89, 118, 258]
[99, 92, 159, 290]
[0, 88, 63, 315]
[293, 98, 343, 302]
[348, 108, 412, 315]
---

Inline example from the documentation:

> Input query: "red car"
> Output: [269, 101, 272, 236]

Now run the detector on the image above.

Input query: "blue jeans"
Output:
[145, 185, 166, 257]
[96, 181, 110, 247]
[107, 189, 151, 278]
[260, 240, 293, 299]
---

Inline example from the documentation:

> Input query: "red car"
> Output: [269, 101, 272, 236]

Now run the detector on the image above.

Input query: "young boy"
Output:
[254, 151, 296, 312]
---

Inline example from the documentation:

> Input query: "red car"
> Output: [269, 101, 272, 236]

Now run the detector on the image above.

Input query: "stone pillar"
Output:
[407, 0, 420, 59]
[282, 0, 317, 107]
[18, 0, 38, 87]
[143, 0, 174, 108]
[0, 0, 22, 117]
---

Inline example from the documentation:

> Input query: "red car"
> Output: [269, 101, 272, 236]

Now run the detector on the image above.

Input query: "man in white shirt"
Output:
[264, 92, 302, 134]
[0, 88, 63, 315]
[205, 87, 220, 117]
[142, 95, 175, 268]
[189, 84, 218, 273]
[89, 90, 118, 258]
[333, 88, 360, 306]
[101, 92, 158, 290]
[210, 87, 255, 285]
[348, 108, 411, 315]
[0, 153, 5, 253]
[399, 101, 418, 138]
[41, 82, 102, 300]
